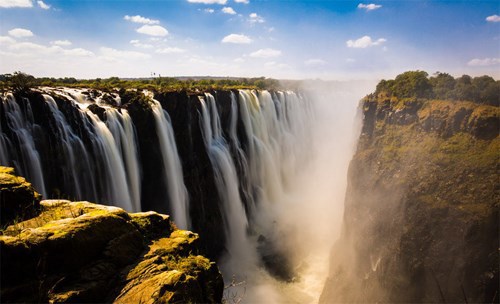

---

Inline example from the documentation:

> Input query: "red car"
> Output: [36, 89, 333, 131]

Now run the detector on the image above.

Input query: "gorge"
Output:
[1, 72, 498, 303]
[0, 81, 367, 302]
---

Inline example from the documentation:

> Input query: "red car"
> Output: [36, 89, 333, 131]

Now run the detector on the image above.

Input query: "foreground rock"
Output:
[320, 98, 499, 303]
[0, 168, 223, 303]
[0, 166, 41, 226]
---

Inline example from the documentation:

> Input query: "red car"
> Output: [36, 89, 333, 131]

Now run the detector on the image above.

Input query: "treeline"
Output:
[375, 71, 499, 105]
[0, 72, 282, 93]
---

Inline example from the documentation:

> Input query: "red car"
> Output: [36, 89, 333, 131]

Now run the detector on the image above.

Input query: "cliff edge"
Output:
[320, 94, 499, 302]
[0, 166, 223, 303]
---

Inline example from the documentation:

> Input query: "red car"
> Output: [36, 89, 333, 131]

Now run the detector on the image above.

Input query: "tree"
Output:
[392, 70, 432, 98]
[8, 71, 36, 94]
[450, 75, 478, 102]
[430, 72, 456, 100]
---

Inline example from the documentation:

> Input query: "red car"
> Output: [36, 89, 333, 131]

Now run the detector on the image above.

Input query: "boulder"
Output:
[0, 171, 223, 303]
[0, 166, 41, 226]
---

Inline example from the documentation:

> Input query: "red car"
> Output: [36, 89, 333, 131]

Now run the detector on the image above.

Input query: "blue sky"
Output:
[0, 0, 499, 80]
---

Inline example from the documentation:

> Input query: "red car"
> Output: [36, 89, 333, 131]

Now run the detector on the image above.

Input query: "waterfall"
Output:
[104, 108, 142, 213]
[42, 94, 97, 201]
[0, 93, 47, 196]
[0, 86, 351, 303]
[199, 93, 257, 272]
[0, 90, 143, 212]
[150, 99, 190, 229]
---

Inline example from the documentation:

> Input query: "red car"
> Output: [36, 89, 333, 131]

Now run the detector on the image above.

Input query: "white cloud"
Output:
[486, 15, 500, 22]
[124, 15, 160, 25]
[346, 35, 386, 48]
[222, 6, 236, 14]
[264, 61, 289, 69]
[8, 28, 34, 38]
[6, 41, 93, 57]
[222, 33, 252, 44]
[357, 3, 382, 11]
[50, 40, 72, 46]
[187, 0, 227, 4]
[62, 47, 94, 57]
[136, 25, 168, 37]
[234, 0, 249, 3]
[0, 36, 16, 44]
[467, 57, 500, 66]
[249, 12, 264, 23]
[130, 40, 154, 49]
[304, 58, 327, 66]
[100, 47, 150, 59]
[249, 48, 281, 58]
[37, 0, 49, 9]
[233, 57, 245, 63]
[204, 8, 214, 13]
[0, 0, 32, 8]
[155, 47, 186, 54]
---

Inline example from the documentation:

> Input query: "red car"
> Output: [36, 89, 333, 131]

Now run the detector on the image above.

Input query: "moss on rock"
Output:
[0, 172, 223, 303]
[0, 166, 42, 227]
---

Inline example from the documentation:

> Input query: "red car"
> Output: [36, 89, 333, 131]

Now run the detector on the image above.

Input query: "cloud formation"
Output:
[130, 40, 154, 49]
[249, 13, 265, 23]
[467, 57, 500, 66]
[50, 40, 72, 46]
[346, 35, 386, 48]
[124, 15, 160, 25]
[486, 14, 500, 22]
[222, 33, 252, 44]
[250, 48, 281, 58]
[100, 47, 150, 60]
[0, 0, 32, 8]
[37, 0, 49, 9]
[222, 6, 236, 14]
[8, 28, 34, 38]
[155, 47, 186, 54]
[136, 25, 168, 37]
[305, 58, 327, 66]
[187, 0, 227, 4]
[357, 3, 382, 11]
[234, 0, 249, 3]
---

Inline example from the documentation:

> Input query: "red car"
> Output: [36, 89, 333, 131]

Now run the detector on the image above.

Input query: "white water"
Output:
[1, 84, 370, 303]
[199, 93, 258, 273]
[105, 108, 142, 212]
[201, 86, 368, 304]
[151, 99, 190, 229]
[0, 94, 47, 196]
[86, 111, 135, 211]
[1, 90, 143, 212]
[42, 94, 97, 201]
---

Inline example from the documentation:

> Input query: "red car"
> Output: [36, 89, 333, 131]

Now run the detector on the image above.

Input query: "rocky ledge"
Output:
[0, 167, 223, 303]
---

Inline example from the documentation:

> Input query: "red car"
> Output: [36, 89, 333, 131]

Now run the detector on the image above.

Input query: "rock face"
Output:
[0, 166, 41, 226]
[0, 167, 223, 303]
[320, 97, 499, 303]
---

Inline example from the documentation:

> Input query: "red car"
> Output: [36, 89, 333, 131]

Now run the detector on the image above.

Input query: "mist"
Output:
[218, 80, 377, 303]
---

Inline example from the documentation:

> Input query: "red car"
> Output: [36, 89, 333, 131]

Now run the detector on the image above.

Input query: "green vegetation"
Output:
[0, 71, 283, 92]
[375, 71, 499, 105]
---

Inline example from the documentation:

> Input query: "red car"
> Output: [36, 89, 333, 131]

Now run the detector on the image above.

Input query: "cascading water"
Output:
[42, 94, 97, 201]
[199, 93, 258, 273]
[0, 84, 367, 303]
[104, 108, 142, 213]
[1, 93, 47, 196]
[150, 99, 190, 229]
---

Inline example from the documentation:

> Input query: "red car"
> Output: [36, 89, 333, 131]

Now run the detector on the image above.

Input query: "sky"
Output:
[0, 0, 499, 80]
